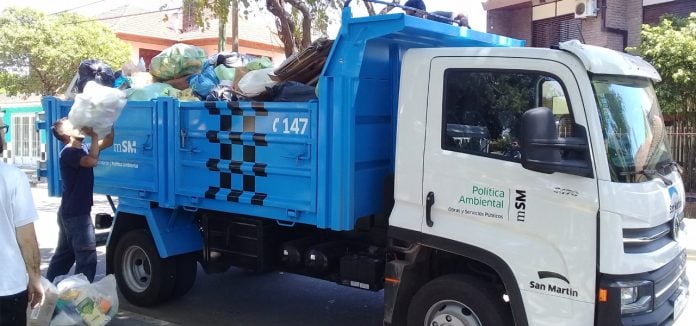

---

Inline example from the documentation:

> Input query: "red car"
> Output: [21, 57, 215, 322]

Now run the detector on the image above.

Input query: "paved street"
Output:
[30, 182, 383, 326]
[30, 182, 696, 326]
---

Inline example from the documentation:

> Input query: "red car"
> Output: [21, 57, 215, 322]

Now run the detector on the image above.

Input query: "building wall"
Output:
[121, 39, 174, 67]
[121, 38, 285, 69]
[626, 0, 644, 47]
[644, 0, 696, 25]
[194, 42, 286, 64]
[487, 0, 664, 51]
[0, 104, 44, 167]
[488, 5, 533, 45]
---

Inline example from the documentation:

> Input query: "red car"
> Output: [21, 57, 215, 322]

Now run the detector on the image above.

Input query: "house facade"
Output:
[3, 5, 286, 170]
[99, 5, 286, 68]
[0, 100, 46, 169]
[485, 0, 696, 51]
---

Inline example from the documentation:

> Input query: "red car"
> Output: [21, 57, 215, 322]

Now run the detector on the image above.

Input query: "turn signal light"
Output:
[598, 288, 608, 302]
[384, 277, 400, 284]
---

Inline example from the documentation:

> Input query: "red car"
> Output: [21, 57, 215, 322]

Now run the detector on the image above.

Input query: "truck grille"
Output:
[654, 251, 688, 309]
[623, 220, 673, 254]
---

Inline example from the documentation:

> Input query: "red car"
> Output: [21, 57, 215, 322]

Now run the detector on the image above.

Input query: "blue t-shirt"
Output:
[59, 145, 94, 216]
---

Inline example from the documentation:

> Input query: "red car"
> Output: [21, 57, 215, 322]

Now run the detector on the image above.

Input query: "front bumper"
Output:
[597, 251, 689, 325]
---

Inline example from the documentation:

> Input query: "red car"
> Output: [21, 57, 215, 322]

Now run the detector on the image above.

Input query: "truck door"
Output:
[421, 56, 599, 324]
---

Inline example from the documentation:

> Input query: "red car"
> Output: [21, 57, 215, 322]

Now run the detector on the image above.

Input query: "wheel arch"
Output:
[106, 210, 148, 275]
[106, 203, 203, 274]
[388, 227, 529, 326]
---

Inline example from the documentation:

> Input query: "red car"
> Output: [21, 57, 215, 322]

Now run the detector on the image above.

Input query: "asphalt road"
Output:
[30, 182, 695, 326]
[31, 182, 384, 326]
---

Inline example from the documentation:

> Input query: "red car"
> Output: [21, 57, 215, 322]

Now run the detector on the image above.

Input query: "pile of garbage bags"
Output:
[69, 38, 334, 104]
[27, 275, 118, 326]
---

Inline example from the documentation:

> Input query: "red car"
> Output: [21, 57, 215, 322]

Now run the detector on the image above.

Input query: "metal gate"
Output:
[11, 113, 40, 167]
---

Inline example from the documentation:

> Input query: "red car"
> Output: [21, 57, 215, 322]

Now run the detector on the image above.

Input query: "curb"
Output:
[111, 310, 181, 326]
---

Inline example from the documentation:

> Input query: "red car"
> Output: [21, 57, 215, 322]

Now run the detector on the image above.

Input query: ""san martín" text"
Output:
[529, 281, 578, 297]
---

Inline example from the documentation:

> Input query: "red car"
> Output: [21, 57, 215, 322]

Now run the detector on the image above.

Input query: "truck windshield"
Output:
[593, 76, 674, 183]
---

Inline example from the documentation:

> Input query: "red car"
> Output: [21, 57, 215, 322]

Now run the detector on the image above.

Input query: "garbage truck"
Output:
[40, 1, 689, 325]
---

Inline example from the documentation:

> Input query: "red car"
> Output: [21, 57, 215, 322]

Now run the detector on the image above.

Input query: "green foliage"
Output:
[182, 0, 342, 55]
[629, 13, 696, 119]
[0, 71, 24, 95]
[0, 7, 131, 95]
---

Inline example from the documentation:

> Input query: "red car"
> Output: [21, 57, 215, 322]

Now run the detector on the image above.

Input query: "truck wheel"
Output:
[407, 274, 512, 326]
[172, 253, 198, 297]
[113, 230, 177, 306]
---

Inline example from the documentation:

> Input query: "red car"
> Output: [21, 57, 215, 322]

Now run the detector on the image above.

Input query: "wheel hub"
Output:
[122, 245, 152, 293]
[425, 299, 482, 326]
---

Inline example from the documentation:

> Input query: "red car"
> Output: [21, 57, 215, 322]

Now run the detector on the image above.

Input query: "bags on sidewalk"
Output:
[51, 274, 119, 326]
[26, 274, 119, 326]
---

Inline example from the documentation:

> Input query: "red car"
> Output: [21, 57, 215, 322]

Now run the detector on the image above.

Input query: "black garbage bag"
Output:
[268, 81, 317, 102]
[207, 52, 241, 68]
[206, 85, 237, 102]
[76, 60, 115, 92]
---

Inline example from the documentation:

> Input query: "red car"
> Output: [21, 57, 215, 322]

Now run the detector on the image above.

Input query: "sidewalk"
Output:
[110, 310, 180, 326]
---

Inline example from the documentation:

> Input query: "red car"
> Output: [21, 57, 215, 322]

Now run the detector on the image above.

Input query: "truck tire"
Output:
[172, 253, 198, 297]
[407, 274, 512, 326]
[113, 229, 177, 306]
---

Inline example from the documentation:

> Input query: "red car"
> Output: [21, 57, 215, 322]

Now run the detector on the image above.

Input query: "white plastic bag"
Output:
[237, 67, 277, 96]
[53, 274, 119, 326]
[68, 81, 126, 139]
[27, 277, 59, 326]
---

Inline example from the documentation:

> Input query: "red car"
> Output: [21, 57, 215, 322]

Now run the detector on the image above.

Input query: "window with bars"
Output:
[11, 114, 40, 166]
[532, 14, 581, 48]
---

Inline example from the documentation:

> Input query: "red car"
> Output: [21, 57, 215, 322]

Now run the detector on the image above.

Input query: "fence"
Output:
[668, 131, 696, 192]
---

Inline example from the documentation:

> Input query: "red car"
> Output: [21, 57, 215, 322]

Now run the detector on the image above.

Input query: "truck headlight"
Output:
[614, 281, 654, 315]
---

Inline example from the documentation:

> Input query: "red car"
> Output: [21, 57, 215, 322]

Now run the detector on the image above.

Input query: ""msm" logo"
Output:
[113, 140, 137, 154]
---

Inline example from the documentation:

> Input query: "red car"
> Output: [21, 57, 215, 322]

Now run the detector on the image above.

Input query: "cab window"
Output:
[442, 69, 573, 161]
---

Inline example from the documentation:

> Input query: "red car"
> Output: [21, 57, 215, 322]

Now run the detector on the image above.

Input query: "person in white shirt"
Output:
[0, 120, 43, 325]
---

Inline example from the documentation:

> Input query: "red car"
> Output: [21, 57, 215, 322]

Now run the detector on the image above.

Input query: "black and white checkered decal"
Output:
[203, 101, 269, 206]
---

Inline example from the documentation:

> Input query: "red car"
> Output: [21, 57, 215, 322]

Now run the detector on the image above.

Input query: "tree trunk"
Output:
[285, 0, 312, 50]
[364, 1, 376, 16]
[218, 19, 226, 52]
[267, 0, 296, 57]
[230, 0, 239, 52]
[379, 0, 400, 14]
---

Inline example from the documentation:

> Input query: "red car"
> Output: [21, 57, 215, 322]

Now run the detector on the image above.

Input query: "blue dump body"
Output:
[43, 9, 523, 236]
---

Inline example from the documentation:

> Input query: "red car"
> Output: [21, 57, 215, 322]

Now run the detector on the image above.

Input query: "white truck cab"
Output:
[387, 40, 689, 325]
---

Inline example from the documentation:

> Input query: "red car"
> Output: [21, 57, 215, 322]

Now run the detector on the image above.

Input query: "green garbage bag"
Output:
[126, 83, 180, 101]
[214, 64, 236, 82]
[150, 44, 206, 81]
[245, 57, 273, 71]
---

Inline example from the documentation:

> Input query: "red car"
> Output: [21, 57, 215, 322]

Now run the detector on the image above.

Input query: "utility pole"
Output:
[230, 0, 239, 52]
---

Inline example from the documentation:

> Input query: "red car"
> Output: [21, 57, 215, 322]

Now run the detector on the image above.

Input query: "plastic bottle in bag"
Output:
[137, 57, 147, 72]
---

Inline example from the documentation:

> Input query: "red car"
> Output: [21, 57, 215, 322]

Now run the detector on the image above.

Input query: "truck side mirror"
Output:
[520, 107, 593, 178]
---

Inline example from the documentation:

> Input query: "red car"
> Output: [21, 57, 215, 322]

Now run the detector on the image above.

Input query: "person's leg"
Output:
[0, 290, 28, 326]
[46, 215, 76, 282]
[67, 214, 97, 282]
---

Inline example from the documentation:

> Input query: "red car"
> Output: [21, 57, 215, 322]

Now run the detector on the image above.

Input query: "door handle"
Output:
[426, 191, 435, 227]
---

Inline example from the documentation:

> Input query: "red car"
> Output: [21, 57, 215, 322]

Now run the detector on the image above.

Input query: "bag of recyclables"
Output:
[150, 44, 206, 81]
[50, 274, 119, 326]
[68, 81, 126, 139]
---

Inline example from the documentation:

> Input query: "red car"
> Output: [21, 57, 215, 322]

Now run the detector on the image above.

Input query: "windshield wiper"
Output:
[620, 169, 673, 186]
[659, 160, 682, 175]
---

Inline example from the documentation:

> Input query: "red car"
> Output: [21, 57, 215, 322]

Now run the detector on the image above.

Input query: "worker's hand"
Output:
[454, 13, 469, 28]
[81, 127, 98, 138]
[27, 276, 44, 309]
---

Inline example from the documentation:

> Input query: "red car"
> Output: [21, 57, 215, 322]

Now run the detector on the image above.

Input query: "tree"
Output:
[183, 0, 347, 57]
[0, 7, 131, 96]
[629, 13, 696, 121]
